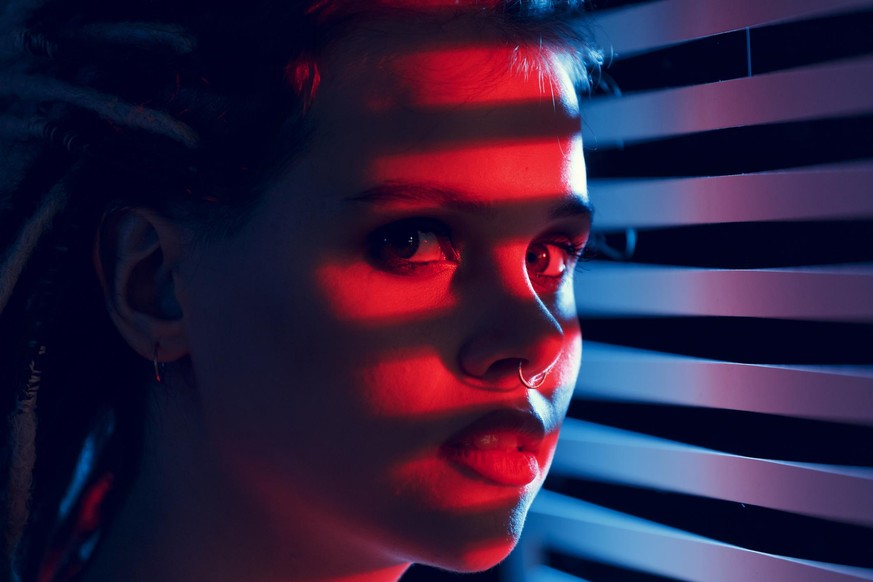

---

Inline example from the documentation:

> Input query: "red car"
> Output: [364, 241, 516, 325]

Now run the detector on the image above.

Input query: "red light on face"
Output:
[316, 262, 458, 323]
[355, 339, 579, 416]
[389, 44, 575, 109]
[373, 138, 583, 203]
[168, 21, 589, 578]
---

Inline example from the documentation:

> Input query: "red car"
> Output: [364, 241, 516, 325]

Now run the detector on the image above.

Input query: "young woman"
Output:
[0, 1, 600, 580]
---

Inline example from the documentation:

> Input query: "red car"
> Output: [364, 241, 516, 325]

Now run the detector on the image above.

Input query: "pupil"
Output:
[387, 230, 419, 259]
[526, 245, 548, 272]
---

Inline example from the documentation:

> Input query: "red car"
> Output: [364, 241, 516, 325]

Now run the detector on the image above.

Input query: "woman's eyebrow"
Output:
[344, 182, 593, 224]
[549, 196, 594, 225]
[345, 183, 496, 215]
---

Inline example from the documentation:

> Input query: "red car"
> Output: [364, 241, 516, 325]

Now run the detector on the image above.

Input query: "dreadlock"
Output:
[0, 1, 601, 579]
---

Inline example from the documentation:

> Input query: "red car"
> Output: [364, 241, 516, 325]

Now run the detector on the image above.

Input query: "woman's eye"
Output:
[369, 219, 458, 273]
[383, 229, 443, 262]
[526, 242, 576, 279]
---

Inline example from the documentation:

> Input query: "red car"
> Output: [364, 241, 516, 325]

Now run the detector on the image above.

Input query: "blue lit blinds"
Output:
[511, 1, 873, 580]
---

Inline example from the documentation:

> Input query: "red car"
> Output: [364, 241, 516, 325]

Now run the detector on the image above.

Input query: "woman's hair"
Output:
[0, 0, 601, 579]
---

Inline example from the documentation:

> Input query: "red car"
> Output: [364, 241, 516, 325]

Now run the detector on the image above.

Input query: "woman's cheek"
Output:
[312, 260, 466, 417]
[356, 350, 455, 415]
[315, 261, 457, 323]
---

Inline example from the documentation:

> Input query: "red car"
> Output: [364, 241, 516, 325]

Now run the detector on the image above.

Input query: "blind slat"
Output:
[527, 492, 873, 582]
[526, 566, 591, 582]
[582, 56, 873, 145]
[513, 2, 873, 580]
[575, 263, 873, 321]
[577, 342, 873, 425]
[588, 162, 873, 229]
[594, 0, 873, 56]
[552, 420, 873, 527]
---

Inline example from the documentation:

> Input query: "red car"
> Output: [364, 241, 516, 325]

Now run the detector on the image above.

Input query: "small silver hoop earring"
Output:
[518, 361, 547, 390]
[153, 343, 166, 383]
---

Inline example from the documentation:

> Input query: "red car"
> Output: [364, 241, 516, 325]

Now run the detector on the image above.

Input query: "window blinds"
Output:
[509, 1, 873, 581]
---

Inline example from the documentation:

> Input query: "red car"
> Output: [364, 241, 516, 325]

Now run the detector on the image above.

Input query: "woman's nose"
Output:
[457, 272, 566, 391]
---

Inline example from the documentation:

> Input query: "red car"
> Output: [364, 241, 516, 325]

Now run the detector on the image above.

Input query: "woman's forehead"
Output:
[308, 11, 585, 130]
[301, 21, 585, 201]
[323, 19, 580, 111]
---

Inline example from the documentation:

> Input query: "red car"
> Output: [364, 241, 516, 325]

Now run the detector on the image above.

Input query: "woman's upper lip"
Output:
[442, 408, 548, 453]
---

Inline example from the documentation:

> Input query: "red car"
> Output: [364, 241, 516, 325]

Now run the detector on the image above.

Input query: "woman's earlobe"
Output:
[93, 208, 189, 363]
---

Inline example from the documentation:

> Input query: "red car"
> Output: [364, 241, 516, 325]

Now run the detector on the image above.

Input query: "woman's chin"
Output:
[416, 534, 520, 573]
[459, 541, 519, 572]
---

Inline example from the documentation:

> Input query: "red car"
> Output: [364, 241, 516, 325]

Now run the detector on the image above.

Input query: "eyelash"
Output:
[551, 239, 590, 266]
[367, 217, 458, 275]
[367, 217, 589, 282]
[526, 237, 590, 293]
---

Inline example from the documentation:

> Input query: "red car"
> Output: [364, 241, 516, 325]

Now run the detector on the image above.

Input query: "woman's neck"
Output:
[80, 387, 410, 582]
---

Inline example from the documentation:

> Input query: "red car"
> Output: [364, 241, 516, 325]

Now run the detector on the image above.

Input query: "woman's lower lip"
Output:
[442, 447, 540, 486]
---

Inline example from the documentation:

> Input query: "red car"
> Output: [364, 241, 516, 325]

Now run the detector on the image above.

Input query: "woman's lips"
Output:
[441, 409, 547, 487]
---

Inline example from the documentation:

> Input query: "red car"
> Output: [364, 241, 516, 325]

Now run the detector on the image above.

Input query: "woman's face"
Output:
[174, 21, 589, 573]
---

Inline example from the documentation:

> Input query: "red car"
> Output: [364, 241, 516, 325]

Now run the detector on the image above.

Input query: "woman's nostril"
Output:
[487, 358, 526, 381]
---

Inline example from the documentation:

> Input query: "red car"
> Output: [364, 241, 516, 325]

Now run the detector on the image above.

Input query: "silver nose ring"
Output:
[518, 361, 548, 390]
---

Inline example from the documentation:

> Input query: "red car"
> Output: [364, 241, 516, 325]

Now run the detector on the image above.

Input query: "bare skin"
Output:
[85, 17, 589, 582]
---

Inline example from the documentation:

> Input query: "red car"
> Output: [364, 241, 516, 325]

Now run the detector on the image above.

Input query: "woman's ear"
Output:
[94, 208, 189, 365]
